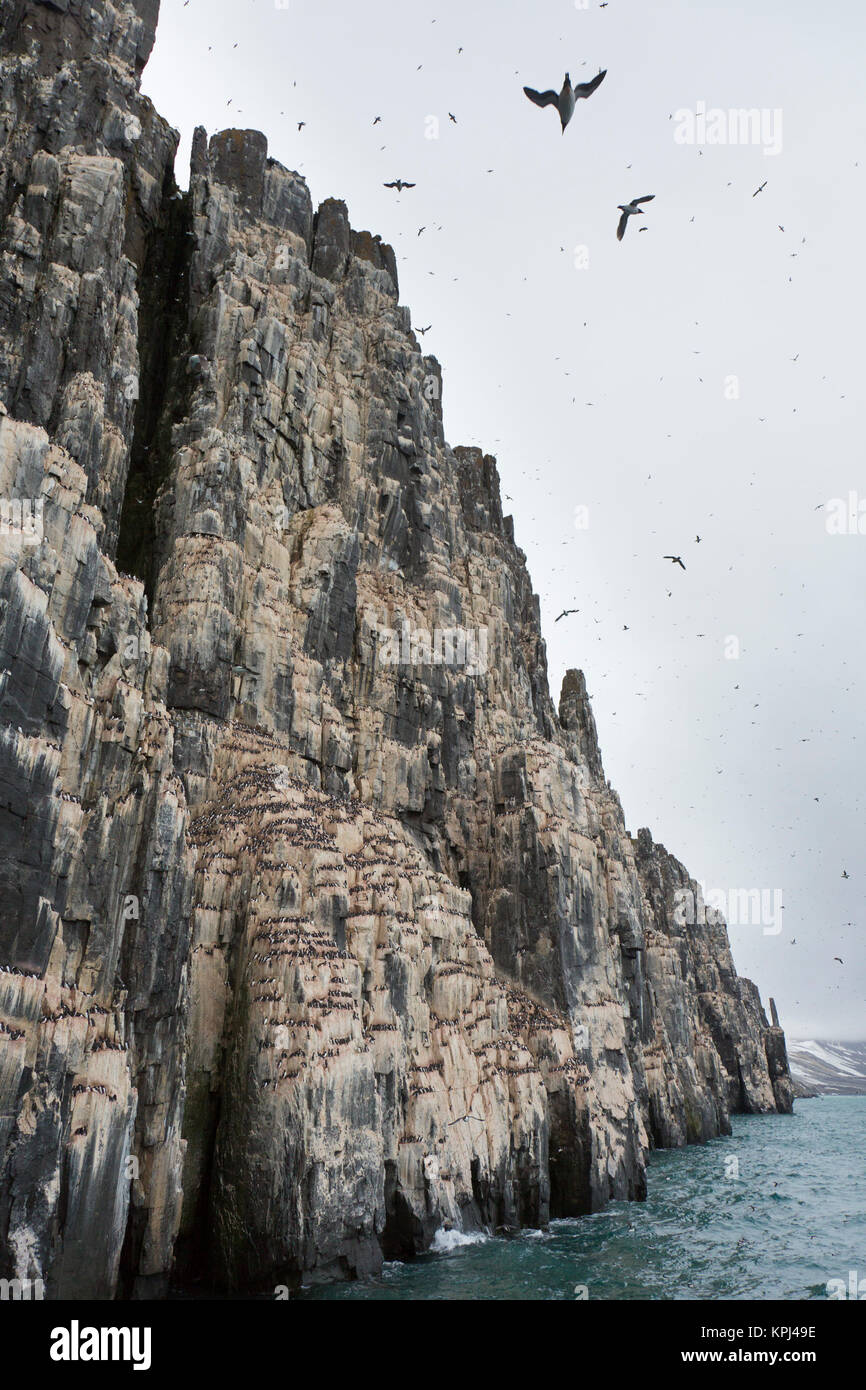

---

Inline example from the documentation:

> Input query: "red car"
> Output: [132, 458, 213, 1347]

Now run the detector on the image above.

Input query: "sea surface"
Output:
[298, 1096, 866, 1300]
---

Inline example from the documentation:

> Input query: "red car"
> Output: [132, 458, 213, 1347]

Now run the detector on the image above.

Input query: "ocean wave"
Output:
[430, 1227, 490, 1252]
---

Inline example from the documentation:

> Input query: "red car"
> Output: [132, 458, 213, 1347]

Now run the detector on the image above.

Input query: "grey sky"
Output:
[142, 0, 865, 1040]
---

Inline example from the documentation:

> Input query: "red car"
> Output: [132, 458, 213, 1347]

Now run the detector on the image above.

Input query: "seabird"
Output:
[523, 70, 607, 133]
[555, 608, 579, 622]
[664, 555, 686, 570]
[416, 325, 431, 335]
[753, 180, 767, 197]
[834, 956, 844, 965]
[384, 179, 415, 191]
[842, 870, 850, 879]
[616, 195, 654, 240]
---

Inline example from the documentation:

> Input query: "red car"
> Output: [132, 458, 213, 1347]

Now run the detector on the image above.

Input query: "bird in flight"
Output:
[555, 608, 580, 622]
[834, 956, 844, 965]
[753, 181, 767, 197]
[523, 70, 607, 134]
[416, 324, 432, 335]
[384, 179, 415, 191]
[617, 195, 654, 240]
[664, 555, 686, 570]
[842, 870, 850, 879]
[449, 112, 457, 123]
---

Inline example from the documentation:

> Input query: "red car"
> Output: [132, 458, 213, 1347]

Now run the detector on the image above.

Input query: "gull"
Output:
[384, 179, 415, 191]
[523, 70, 607, 133]
[616, 195, 654, 240]
[555, 608, 580, 622]
[664, 555, 686, 570]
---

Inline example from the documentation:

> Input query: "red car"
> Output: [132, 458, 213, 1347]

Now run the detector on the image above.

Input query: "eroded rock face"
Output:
[0, 0, 792, 1297]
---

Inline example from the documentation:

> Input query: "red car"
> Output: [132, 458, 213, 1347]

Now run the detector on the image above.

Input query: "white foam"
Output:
[430, 1227, 489, 1252]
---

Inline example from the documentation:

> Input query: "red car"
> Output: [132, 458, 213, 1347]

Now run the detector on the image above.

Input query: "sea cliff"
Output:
[0, 0, 792, 1297]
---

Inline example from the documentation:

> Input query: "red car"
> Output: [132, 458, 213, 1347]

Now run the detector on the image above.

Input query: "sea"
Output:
[298, 1096, 866, 1301]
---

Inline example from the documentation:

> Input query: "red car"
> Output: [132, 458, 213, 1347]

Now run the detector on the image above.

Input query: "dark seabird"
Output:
[523, 70, 607, 133]
[384, 179, 416, 191]
[617, 195, 654, 240]
[555, 608, 580, 622]
[664, 555, 686, 570]
[416, 325, 431, 335]
[834, 956, 844, 964]
[753, 180, 767, 197]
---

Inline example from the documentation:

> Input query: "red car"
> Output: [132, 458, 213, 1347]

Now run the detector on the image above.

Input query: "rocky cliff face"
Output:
[0, 0, 792, 1298]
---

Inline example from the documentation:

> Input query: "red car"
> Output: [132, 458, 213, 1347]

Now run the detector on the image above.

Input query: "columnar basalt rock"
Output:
[0, 0, 792, 1297]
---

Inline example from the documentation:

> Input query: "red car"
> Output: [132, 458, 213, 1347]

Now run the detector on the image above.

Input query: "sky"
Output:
[141, 0, 865, 1041]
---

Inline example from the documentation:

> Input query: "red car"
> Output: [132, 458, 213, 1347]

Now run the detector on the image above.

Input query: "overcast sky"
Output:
[142, 0, 865, 1041]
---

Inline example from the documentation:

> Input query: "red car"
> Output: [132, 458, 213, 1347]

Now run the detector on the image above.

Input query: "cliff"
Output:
[0, 0, 792, 1298]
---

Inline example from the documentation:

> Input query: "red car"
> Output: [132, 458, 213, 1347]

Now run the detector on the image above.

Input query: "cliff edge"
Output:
[0, 0, 792, 1297]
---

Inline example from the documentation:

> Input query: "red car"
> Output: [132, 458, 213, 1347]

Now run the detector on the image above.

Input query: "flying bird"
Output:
[384, 179, 415, 191]
[617, 195, 654, 240]
[842, 870, 850, 879]
[523, 70, 607, 134]
[834, 956, 844, 965]
[555, 608, 580, 622]
[753, 181, 767, 197]
[416, 325, 432, 335]
[664, 555, 686, 570]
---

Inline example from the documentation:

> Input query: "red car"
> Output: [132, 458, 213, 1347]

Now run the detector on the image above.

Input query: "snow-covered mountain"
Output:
[787, 1040, 866, 1095]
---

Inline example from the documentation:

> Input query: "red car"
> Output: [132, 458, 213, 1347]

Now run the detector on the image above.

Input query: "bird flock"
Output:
[165, 2, 859, 1036]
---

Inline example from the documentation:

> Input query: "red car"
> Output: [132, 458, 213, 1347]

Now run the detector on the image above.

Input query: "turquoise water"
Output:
[299, 1097, 866, 1300]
